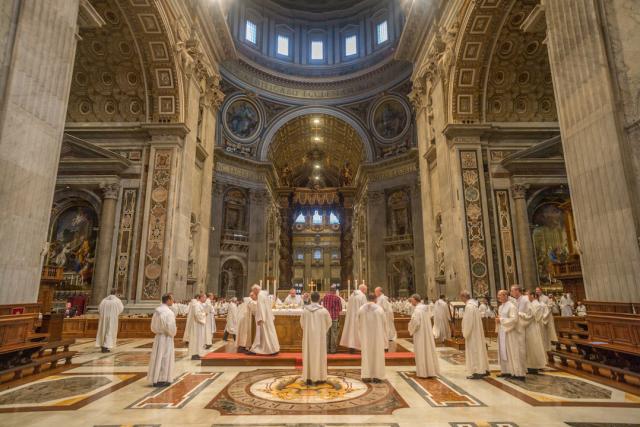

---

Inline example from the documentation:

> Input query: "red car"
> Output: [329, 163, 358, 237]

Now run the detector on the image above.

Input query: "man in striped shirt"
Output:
[322, 285, 342, 354]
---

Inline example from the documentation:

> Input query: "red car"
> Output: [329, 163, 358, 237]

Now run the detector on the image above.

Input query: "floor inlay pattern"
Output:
[211, 424, 401, 427]
[449, 423, 519, 427]
[484, 371, 640, 407]
[87, 351, 186, 366]
[206, 369, 408, 415]
[128, 372, 221, 409]
[399, 371, 485, 407]
[0, 372, 144, 412]
[439, 349, 499, 366]
[564, 424, 640, 427]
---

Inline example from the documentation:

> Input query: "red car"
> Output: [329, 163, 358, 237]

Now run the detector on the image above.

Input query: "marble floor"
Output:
[1, 338, 639, 427]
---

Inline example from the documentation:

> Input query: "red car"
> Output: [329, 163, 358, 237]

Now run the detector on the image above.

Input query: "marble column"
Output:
[366, 191, 387, 286]
[511, 184, 537, 290]
[543, 0, 640, 301]
[276, 189, 293, 289]
[91, 183, 120, 305]
[247, 189, 268, 286]
[0, 0, 80, 304]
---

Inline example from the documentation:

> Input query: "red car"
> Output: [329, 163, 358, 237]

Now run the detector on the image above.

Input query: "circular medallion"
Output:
[464, 187, 480, 202]
[151, 187, 168, 203]
[471, 262, 487, 278]
[223, 96, 263, 142]
[369, 96, 410, 143]
[249, 374, 368, 404]
[145, 263, 161, 280]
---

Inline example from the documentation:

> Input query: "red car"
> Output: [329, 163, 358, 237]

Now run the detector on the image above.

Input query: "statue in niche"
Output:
[340, 161, 353, 187]
[280, 163, 292, 187]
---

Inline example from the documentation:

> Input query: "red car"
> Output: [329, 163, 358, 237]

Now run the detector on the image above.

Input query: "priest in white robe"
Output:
[375, 287, 397, 342]
[148, 294, 176, 387]
[433, 295, 452, 343]
[236, 293, 257, 351]
[340, 284, 368, 352]
[300, 292, 332, 384]
[250, 285, 280, 355]
[511, 286, 546, 374]
[224, 297, 238, 341]
[358, 293, 387, 382]
[408, 293, 440, 378]
[283, 288, 303, 307]
[496, 289, 526, 379]
[528, 290, 551, 366]
[183, 294, 207, 360]
[204, 293, 216, 348]
[560, 293, 574, 316]
[95, 290, 124, 353]
[459, 291, 489, 379]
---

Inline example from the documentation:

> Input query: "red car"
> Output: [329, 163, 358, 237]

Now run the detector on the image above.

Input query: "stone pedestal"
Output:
[511, 184, 537, 290]
[91, 183, 120, 305]
[0, 0, 80, 304]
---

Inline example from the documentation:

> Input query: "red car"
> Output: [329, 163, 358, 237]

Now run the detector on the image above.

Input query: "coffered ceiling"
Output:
[268, 114, 364, 188]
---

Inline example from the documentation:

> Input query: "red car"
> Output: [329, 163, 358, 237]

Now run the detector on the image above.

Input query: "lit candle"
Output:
[266, 279, 270, 295]
[260, 279, 263, 290]
[348, 279, 351, 298]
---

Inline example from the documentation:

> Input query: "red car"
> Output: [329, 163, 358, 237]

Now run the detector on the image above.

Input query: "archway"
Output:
[220, 258, 245, 298]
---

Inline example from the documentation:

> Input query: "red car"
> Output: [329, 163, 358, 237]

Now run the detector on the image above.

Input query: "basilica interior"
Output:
[0, 0, 639, 426]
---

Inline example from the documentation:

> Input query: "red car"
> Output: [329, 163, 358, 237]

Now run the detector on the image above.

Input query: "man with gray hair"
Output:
[408, 293, 440, 378]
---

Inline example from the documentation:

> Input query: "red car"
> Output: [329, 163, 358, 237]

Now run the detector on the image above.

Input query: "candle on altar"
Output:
[259, 279, 263, 290]
[266, 279, 270, 295]
[348, 279, 351, 298]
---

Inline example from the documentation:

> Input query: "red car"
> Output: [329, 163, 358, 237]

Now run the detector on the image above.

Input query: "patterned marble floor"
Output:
[0, 338, 639, 427]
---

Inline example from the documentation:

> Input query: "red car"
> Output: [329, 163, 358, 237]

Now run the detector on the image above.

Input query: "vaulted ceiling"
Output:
[268, 115, 365, 188]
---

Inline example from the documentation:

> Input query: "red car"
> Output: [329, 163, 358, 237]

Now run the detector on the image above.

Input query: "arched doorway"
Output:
[220, 258, 245, 298]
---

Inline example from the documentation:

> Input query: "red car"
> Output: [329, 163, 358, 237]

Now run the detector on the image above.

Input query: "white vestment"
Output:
[433, 299, 451, 342]
[576, 305, 587, 317]
[498, 300, 526, 377]
[530, 299, 551, 365]
[204, 299, 216, 346]
[339, 290, 367, 350]
[235, 297, 256, 349]
[517, 296, 546, 370]
[409, 303, 440, 378]
[300, 303, 332, 382]
[377, 294, 397, 342]
[184, 299, 207, 357]
[358, 303, 387, 379]
[95, 295, 124, 349]
[251, 291, 280, 354]
[147, 304, 176, 384]
[540, 301, 557, 351]
[560, 295, 574, 316]
[462, 299, 490, 376]
[225, 302, 238, 334]
[283, 294, 303, 307]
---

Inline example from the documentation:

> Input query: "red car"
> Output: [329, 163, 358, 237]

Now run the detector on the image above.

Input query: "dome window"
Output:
[345, 34, 357, 56]
[376, 20, 388, 44]
[277, 34, 290, 57]
[245, 20, 257, 44]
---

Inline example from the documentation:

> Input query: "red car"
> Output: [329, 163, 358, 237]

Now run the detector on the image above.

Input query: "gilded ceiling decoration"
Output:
[268, 115, 365, 188]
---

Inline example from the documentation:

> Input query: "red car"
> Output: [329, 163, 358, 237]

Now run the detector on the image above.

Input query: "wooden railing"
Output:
[552, 258, 582, 278]
[41, 265, 63, 282]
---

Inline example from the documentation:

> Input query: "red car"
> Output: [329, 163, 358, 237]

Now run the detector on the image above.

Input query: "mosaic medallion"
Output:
[369, 95, 410, 142]
[223, 95, 263, 142]
[206, 369, 408, 415]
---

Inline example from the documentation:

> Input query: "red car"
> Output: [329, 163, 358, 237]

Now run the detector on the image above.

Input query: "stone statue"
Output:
[280, 163, 292, 187]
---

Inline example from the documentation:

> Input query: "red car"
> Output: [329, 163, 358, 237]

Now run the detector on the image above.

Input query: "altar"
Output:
[270, 309, 345, 352]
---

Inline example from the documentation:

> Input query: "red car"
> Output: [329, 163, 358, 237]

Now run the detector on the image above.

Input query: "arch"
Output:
[258, 106, 374, 162]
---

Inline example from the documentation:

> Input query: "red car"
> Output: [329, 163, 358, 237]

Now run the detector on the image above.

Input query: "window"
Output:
[313, 249, 322, 260]
[245, 20, 257, 44]
[296, 250, 304, 261]
[329, 212, 340, 224]
[295, 213, 306, 223]
[312, 210, 322, 224]
[345, 34, 357, 56]
[376, 20, 388, 44]
[277, 34, 289, 56]
[311, 40, 324, 60]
